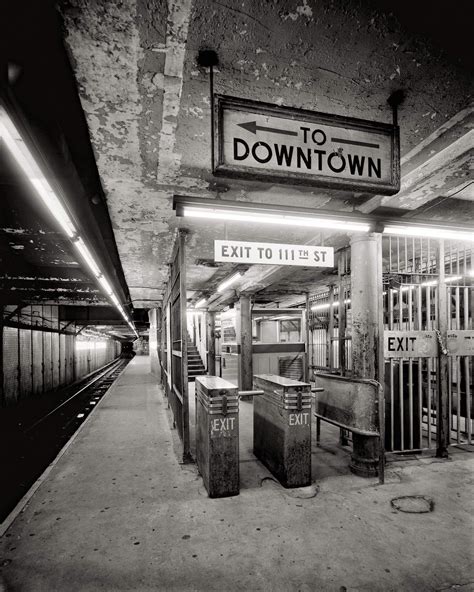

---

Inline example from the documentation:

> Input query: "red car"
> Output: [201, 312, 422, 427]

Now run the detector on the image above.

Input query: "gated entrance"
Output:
[310, 237, 473, 456]
[383, 237, 472, 453]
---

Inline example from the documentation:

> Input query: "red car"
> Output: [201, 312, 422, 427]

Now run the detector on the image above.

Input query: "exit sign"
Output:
[215, 240, 334, 267]
[214, 95, 400, 195]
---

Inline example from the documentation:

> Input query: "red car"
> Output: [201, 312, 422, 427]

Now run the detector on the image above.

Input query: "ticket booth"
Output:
[220, 307, 307, 386]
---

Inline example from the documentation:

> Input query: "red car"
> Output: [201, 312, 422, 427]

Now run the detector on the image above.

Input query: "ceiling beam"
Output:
[58, 305, 122, 322]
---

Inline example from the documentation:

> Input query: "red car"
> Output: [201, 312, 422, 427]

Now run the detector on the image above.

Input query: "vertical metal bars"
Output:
[383, 237, 473, 453]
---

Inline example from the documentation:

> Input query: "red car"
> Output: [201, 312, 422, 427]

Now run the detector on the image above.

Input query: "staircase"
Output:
[187, 337, 206, 382]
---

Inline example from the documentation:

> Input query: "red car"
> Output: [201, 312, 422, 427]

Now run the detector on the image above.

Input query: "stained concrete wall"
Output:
[1, 305, 120, 407]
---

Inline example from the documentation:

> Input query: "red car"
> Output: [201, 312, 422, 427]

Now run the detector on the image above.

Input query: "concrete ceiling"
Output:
[1, 1, 143, 338]
[60, 0, 473, 310]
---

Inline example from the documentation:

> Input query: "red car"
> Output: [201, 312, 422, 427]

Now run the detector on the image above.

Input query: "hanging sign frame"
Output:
[214, 95, 400, 195]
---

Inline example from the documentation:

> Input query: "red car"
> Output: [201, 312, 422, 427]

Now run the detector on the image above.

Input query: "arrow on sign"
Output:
[237, 121, 298, 137]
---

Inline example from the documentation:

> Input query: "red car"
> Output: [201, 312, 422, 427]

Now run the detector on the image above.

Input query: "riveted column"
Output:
[350, 233, 384, 477]
[239, 295, 253, 391]
[206, 311, 216, 376]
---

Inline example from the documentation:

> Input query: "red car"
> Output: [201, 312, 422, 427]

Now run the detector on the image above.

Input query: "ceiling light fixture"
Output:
[0, 108, 77, 238]
[311, 298, 351, 312]
[195, 298, 207, 308]
[0, 104, 138, 338]
[383, 225, 474, 242]
[182, 206, 371, 233]
[217, 272, 242, 293]
[174, 196, 474, 242]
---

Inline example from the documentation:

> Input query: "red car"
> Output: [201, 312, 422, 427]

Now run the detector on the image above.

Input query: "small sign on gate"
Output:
[384, 331, 438, 358]
[447, 330, 474, 356]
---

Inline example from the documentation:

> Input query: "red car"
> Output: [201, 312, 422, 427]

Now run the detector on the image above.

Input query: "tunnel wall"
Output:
[1, 305, 121, 407]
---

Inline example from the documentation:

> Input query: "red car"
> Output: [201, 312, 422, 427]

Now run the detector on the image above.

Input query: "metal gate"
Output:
[383, 237, 473, 453]
[161, 230, 191, 462]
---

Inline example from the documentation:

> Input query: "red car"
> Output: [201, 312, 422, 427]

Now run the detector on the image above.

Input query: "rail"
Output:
[23, 357, 126, 434]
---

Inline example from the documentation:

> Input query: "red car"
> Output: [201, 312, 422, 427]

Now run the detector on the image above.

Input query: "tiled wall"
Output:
[1, 305, 120, 406]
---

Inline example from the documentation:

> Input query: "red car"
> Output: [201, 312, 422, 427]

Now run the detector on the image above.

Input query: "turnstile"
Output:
[195, 376, 239, 497]
[253, 374, 312, 487]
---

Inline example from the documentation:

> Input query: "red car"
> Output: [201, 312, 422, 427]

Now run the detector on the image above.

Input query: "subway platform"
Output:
[0, 356, 473, 592]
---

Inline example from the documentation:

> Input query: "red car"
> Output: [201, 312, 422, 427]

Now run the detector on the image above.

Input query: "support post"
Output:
[327, 285, 335, 370]
[0, 306, 4, 406]
[156, 307, 162, 384]
[437, 240, 450, 457]
[350, 233, 384, 477]
[304, 293, 310, 382]
[239, 295, 253, 391]
[338, 251, 347, 376]
[206, 311, 216, 376]
[179, 230, 191, 463]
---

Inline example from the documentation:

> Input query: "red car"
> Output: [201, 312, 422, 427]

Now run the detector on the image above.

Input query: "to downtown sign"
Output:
[214, 95, 400, 195]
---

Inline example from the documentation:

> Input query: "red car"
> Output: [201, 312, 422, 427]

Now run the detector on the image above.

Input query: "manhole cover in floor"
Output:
[391, 495, 434, 513]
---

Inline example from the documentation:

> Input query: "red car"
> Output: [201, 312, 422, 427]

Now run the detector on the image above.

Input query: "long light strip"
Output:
[311, 275, 464, 311]
[194, 298, 207, 308]
[392, 276, 463, 291]
[311, 298, 351, 312]
[0, 112, 77, 238]
[183, 206, 371, 233]
[177, 199, 474, 241]
[0, 104, 138, 337]
[383, 225, 474, 242]
[217, 272, 242, 293]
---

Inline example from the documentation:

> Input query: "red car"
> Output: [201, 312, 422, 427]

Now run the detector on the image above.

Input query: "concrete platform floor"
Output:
[1, 356, 473, 592]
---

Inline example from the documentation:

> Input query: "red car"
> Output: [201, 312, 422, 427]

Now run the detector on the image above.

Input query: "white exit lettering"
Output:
[289, 413, 309, 426]
[211, 417, 236, 434]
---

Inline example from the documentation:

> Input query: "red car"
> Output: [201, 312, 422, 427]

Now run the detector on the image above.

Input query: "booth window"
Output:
[279, 319, 301, 343]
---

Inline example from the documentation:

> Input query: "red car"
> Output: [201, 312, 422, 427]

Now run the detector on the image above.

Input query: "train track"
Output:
[0, 357, 130, 523]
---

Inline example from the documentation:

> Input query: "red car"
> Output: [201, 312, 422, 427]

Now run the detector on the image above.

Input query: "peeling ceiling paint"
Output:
[61, 0, 474, 310]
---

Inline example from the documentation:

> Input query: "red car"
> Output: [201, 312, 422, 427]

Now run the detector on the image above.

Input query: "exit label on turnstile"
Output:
[215, 240, 334, 267]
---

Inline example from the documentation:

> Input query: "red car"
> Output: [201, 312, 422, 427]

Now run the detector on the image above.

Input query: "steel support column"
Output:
[206, 311, 216, 376]
[350, 233, 384, 477]
[239, 295, 253, 391]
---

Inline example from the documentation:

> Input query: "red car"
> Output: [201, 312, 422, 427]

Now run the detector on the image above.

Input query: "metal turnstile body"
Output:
[195, 376, 239, 497]
[253, 374, 312, 487]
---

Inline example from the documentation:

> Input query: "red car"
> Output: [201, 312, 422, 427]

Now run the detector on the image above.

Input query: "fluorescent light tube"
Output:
[183, 206, 371, 233]
[391, 276, 463, 292]
[383, 225, 474, 242]
[195, 298, 207, 308]
[0, 107, 77, 238]
[74, 238, 101, 277]
[311, 298, 351, 312]
[217, 272, 242, 293]
[98, 275, 114, 295]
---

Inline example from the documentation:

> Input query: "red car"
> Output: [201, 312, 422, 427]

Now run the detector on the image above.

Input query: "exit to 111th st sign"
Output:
[214, 240, 334, 267]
